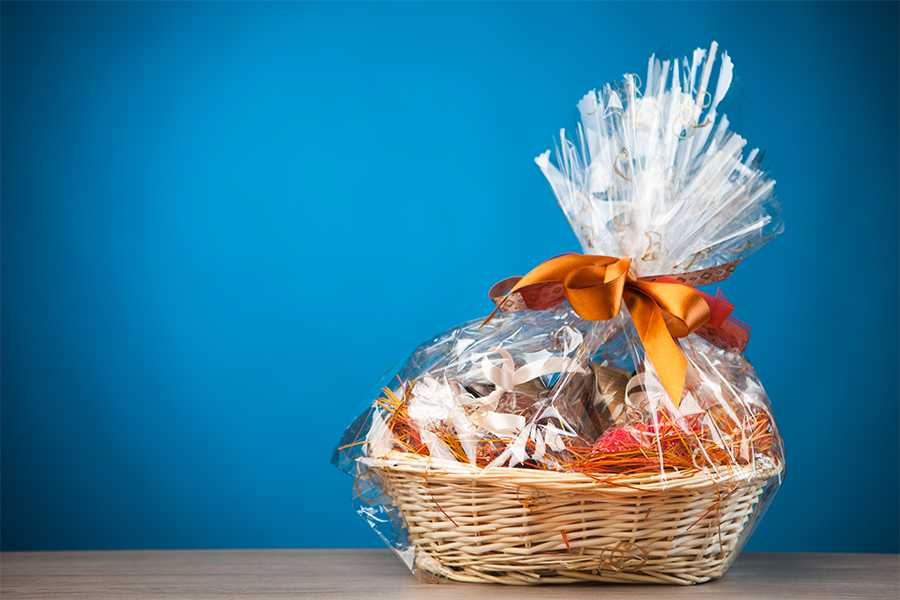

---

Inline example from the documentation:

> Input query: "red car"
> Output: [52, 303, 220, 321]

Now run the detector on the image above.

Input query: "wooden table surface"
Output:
[1, 550, 897, 599]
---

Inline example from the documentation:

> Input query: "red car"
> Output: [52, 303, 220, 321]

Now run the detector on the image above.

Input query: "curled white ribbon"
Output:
[474, 348, 586, 468]
[406, 331, 588, 468]
[479, 348, 585, 406]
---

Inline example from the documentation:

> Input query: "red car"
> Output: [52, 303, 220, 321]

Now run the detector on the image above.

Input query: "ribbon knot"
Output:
[488, 254, 711, 405]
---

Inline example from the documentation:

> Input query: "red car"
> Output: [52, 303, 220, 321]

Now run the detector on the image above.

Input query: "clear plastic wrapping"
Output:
[333, 42, 784, 584]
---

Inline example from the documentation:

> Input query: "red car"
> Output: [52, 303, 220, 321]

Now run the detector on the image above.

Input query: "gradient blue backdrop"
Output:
[3, 1, 898, 552]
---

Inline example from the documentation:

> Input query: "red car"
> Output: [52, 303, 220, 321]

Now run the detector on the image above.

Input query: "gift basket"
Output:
[333, 42, 784, 585]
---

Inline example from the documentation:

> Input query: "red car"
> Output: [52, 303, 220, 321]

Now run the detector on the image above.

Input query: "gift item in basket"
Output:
[333, 41, 784, 585]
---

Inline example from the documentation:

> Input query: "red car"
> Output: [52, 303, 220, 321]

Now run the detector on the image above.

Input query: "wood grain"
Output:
[1, 550, 897, 599]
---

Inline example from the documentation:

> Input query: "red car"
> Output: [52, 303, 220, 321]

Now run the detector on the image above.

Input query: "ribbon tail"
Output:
[625, 291, 688, 405]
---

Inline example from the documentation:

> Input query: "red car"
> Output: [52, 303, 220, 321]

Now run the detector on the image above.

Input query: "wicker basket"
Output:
[367, 452, 782, 585]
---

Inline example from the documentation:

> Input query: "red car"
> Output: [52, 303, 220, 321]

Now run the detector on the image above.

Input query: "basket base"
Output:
[414, 549, 732, 585]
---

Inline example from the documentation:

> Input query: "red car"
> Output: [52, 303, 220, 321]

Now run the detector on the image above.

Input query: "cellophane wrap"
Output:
[333, 42, 784, 580]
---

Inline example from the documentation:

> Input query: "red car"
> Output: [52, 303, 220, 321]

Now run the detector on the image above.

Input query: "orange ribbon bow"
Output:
[491, 254, 711, 405]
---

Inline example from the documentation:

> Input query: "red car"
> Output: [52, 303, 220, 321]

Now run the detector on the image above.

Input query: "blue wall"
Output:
[2, 2, 897, 552]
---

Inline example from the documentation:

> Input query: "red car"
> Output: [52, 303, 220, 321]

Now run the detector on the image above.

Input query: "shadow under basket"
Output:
[366, 452, 782, 585]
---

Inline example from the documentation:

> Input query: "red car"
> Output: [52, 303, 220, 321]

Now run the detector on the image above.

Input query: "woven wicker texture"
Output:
[368, 452, 781, 585]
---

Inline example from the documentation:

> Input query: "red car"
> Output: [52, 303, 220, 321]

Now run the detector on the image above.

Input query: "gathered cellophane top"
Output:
[333, 42, 784, 581]
[538, 42, 782, 277]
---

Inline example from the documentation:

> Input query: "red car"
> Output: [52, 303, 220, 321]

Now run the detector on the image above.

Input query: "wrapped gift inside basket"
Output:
[333, 42, 784, 586]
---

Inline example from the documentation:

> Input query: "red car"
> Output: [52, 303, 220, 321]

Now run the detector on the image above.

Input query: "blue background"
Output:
[2, 1, 898, 552]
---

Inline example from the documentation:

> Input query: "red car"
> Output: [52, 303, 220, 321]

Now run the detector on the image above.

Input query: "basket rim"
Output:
[362, 451, 783, 493]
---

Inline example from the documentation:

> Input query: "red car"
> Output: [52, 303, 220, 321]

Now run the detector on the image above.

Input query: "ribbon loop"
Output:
[629, 279, 711, 338]
[563, 265, 625, 320]
[501, 253, 711, 405]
